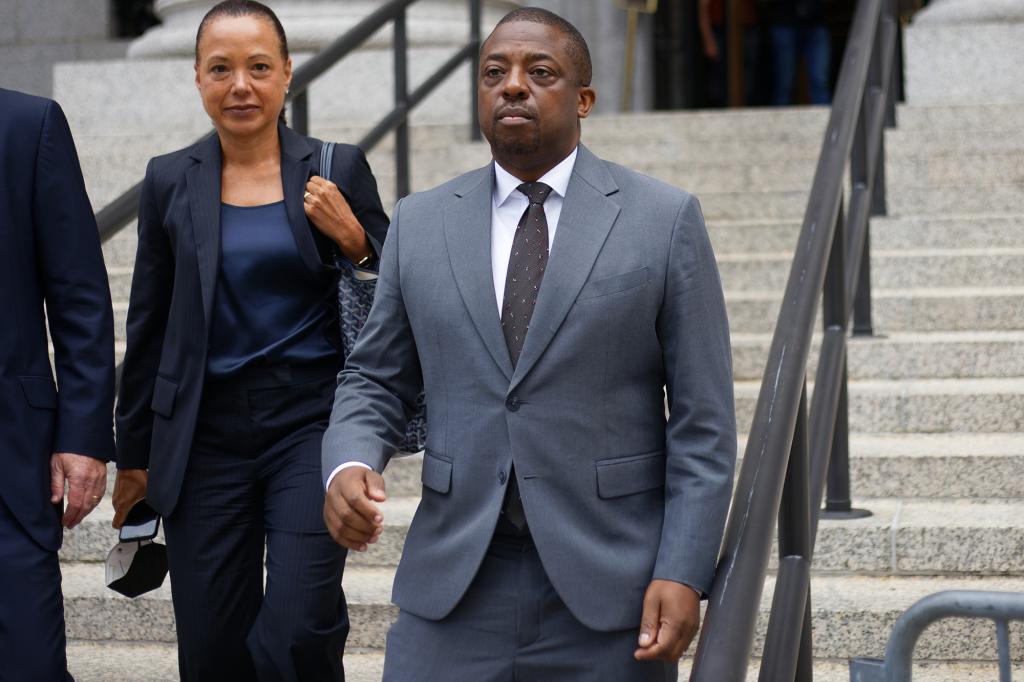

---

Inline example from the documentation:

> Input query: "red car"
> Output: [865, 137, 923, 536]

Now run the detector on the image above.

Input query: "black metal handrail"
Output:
[690, 0, 900, 679]
[96, 0, 482, 243]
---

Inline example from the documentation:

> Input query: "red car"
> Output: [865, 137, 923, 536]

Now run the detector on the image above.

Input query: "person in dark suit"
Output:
[110, 2, 389, 680]
[0, 87, 115, 681]
[322, 8, 736, 681]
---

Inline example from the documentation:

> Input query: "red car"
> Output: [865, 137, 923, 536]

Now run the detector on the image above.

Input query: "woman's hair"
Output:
[194, 0, 289, 63]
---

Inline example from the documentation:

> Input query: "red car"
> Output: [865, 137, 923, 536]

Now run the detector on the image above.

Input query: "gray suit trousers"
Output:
[382, 529, 677, 682]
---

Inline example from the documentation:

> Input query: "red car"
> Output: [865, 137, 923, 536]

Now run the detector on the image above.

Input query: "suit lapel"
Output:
[510, 146, 621, 391]
[444, 166, 515, 382]
[185, 133, 223, 326]
[279, 125, 322, 271]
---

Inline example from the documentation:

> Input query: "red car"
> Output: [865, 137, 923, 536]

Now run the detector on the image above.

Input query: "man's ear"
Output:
[577, 86, 596, 119]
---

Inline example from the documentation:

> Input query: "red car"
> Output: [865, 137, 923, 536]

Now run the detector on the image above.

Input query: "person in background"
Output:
[110, 1, 389, 680]
[698, 0, 761, 107]
[0, 87, 115, 681]
[763, 0, 832, 105]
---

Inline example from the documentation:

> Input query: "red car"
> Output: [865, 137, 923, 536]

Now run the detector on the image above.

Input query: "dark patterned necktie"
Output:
[499, 181, 552, 533]
[501, 181, 553, 368]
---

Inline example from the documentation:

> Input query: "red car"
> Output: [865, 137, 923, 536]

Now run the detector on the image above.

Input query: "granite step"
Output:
[733, 331, 1024, 381]
[704, 215, 1024, 256]
[60, 563, 1024, 661]
[91, 432, 1024, 509]
[103, 248, 1024, 302]
[331, 433, 1024, 502]
[101, 328, 1024, 384]
[718, 248, 1024, 291]
[723, 286, 1024, 335]
[110, 287, 1024, 342]
[79, 132, 1024, 214]
[61, 485, 1024, 575]
[362, 149, 1024, 199]
[734, 377, 1024, 435]
[684, 184, 1024, 221]
[99, 214, 1024, 272]
[59, 638, 1024, 679]
[63, 641, 1024, 682]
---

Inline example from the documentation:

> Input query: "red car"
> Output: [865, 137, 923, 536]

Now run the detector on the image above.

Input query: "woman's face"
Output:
[194, 14, 292, 140]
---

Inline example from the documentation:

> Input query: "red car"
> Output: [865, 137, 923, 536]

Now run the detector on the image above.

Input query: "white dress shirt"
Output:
[325, 149, 579, 490]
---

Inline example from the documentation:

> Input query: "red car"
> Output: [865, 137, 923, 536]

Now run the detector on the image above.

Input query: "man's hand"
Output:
[323, 467, 386, 551]
[50, 452, 107, 529]
[634, 580, 701, 662]
[111, 469, 148, 529]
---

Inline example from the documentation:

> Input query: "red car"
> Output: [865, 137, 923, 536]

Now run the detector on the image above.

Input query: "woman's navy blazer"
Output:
[114, 123, 390, 517]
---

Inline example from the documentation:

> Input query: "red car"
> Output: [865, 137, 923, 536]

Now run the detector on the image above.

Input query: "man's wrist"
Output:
[326, 461, 372, 491]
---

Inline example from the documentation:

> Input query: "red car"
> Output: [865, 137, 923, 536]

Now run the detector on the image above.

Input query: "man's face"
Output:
[478, 21, 595, 177]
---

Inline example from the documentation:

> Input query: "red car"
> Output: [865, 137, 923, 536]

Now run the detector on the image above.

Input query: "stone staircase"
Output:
[61, 103, 1024, 680]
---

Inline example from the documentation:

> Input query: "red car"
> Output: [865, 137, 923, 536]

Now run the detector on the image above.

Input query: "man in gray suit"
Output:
[322, 8, 736, 680]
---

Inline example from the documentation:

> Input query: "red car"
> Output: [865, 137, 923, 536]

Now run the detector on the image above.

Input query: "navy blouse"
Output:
[206, 201, 337, 377]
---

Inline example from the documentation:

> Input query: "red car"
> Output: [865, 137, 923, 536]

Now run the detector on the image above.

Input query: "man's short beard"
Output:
[491, 128, 541, 157]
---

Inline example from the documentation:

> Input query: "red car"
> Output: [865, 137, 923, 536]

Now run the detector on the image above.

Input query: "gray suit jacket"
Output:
[323, 144, 736, 632]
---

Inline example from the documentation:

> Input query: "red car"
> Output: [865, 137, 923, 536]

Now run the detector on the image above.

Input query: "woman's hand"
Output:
[111, 469, 149, 529]
[304, 175, 373, 265]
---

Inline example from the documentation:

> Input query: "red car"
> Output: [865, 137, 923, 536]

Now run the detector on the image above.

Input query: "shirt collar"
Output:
[493, 147, 579, 208]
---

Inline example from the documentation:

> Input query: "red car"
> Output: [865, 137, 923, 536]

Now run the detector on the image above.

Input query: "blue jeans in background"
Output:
[770, 26, 831, 105]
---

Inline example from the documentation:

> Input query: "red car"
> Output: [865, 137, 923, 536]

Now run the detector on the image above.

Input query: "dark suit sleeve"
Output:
[653, 193, 737, 597]
[114, 160, 173, 469]
[32, 99, 115, 461]
[334, 144, 390, 269]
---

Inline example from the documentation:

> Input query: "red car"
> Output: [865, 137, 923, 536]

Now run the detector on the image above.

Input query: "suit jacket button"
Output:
[498, 470, 507, 484]
[506, 396, 521, 411]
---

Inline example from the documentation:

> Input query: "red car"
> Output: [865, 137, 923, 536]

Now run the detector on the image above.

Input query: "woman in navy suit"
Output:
[111, 2, 389, 680]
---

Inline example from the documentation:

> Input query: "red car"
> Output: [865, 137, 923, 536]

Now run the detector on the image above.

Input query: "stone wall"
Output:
[0, 0, 126, 97]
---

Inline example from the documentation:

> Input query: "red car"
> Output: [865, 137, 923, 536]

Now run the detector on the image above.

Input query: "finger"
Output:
[111, 505, 129, 529]
[336, 524, 378, 547]
[345, 490, 383, 528]
[365, 471, 387, 503]
[637, 590, 661, 649]
[655, 619, 685, 660]
[337, 505, 378, 535]
[86, 468, 107, 502]
[50, 456, 65, 504]
[323, 505, 368, 551]
[63, 481, 87, 529]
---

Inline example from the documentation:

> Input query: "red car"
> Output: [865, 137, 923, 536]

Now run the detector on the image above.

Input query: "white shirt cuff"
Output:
[325, 461, 372, 491]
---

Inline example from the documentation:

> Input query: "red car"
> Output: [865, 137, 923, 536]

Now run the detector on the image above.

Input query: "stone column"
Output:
[128, 0, 512, 58]
[0, 0, 124, 97]
[530, 0, 655, 114]
[101, 0, 518, 132]
[905, 0, 1024, 104]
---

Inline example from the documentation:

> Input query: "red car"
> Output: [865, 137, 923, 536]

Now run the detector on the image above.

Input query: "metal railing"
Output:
[849, 591, 1024, 682]
[96, 0, 482, 243]
[690, 0, 901, 679]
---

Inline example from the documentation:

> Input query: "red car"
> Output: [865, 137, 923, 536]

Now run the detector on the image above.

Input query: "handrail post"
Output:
[292, 90, 309, 137]
[759, 384, 814, 681]
[796, 591, 814, 682]
[851, 229, 875, 337]
[469, 0, 482, 141]
[823, 193, 871, 518]
[394, 7, 411, 200]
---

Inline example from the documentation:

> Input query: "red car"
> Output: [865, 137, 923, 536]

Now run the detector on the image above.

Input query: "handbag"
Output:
[320, 141, 427, 454]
